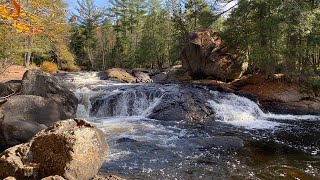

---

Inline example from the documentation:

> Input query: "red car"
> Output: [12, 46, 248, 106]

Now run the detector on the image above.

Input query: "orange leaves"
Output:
[0, 0, 43, 35]
[12, 0, 21, 17]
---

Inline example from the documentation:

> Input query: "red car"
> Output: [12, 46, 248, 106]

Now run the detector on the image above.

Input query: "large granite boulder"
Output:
[0, 70, 78, 149]
[0, 119, 108, 180]
[21, 70, 78, 118]
[148, 85, 214, 121]
[181, 30, 248, 81]
[0, 95, 68, 147]
[106, 68, 137, 83]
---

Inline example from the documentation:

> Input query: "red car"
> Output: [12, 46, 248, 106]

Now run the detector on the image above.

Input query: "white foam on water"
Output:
[208, 91, 320, 129]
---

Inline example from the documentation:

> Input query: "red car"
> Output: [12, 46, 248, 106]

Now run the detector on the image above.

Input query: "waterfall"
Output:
[61, 72, 319, 129]
[57, 72, 320, 179]
[90, 88, 164, 117]
[208, 90, 319, 129]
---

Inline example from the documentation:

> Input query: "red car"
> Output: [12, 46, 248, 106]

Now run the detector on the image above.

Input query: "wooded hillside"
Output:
[0, 0, 319, 78]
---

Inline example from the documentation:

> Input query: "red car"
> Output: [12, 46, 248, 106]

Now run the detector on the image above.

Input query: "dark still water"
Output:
[60, 72, 320, 180]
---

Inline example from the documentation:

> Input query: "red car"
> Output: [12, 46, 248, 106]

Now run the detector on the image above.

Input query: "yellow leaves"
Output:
[0, 4, 12, 20]
[0, 0, 43, 35]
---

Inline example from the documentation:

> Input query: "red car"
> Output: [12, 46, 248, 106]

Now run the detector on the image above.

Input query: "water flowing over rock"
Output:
[89, 84, 214, 122]
[0, 119, 108, 180]
[148, 85, 215, 121]
[181, 30, 248, 81]
[0, 70, 78, 149]
[232, 74, 320, 115]
[57, 72, 320, 179]
[91, 85, 163, 117]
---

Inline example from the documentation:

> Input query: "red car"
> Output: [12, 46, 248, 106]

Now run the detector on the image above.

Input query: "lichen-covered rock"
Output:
[106, 68, 137, 83]
[0, 143, 36, 179]
[0, 119, 108, 180]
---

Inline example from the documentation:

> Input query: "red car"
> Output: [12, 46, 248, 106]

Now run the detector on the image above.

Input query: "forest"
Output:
[0, 0, 320, 77]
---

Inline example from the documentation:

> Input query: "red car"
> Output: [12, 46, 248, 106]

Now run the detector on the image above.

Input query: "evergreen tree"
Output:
[74, 0, 105, 69]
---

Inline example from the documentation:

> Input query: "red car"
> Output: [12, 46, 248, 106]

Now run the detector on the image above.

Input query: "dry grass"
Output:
[40, 61, 58, 74]
[0, 65, 27, 82]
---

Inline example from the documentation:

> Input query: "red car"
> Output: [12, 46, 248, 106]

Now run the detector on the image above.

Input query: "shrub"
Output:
[40, 61, 58, 74]
[308, 77, 320, 90]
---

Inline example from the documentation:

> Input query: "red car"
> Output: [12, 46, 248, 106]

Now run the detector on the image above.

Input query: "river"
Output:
[59, 72, 320, 180]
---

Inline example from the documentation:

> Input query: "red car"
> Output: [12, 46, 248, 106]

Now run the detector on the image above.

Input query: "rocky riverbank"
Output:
[0, 119, 119, 180]
[0, 70, 122, 179]
[0, 70, 78, 150]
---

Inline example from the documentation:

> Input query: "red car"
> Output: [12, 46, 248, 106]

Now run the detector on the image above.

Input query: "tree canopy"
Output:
[0, 0, 319, 77]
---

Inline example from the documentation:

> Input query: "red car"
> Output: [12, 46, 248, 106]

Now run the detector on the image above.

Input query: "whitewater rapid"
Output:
[57, 72, 320, 179]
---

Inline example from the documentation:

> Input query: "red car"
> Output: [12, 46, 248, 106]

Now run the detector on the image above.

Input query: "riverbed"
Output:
[59, 72, 320, 180]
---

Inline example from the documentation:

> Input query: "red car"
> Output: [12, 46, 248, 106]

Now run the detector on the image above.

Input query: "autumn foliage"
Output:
[0, 0, 43, 34]
[40, 61, 58, 74]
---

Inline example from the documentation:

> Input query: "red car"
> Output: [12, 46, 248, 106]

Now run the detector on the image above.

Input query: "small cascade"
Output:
[57, 72, 320, 179]
[90, 87, 164, 117]
[208, 90, 320, 129]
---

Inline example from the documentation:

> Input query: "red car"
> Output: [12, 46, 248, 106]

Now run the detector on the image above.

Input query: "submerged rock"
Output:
[181, 30, 247, 81]
[191, 136, 244, 149]
[0, 119, 108, 180]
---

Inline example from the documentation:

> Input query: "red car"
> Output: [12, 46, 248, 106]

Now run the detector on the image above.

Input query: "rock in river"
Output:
[106, 68, 137, 83]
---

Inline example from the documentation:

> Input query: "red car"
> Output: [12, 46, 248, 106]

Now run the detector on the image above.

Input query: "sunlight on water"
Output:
[59, 72, 320, 179]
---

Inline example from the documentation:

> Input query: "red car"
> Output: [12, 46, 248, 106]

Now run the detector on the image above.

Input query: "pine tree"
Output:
[74, 0, 105, 69]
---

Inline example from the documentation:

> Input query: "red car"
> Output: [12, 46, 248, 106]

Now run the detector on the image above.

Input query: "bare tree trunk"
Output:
[24, 35, 32, 69]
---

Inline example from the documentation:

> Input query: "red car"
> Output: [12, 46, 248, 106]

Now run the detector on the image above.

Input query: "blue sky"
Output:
[64, 0, 109, 11]
[63, 0, 238, 13]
